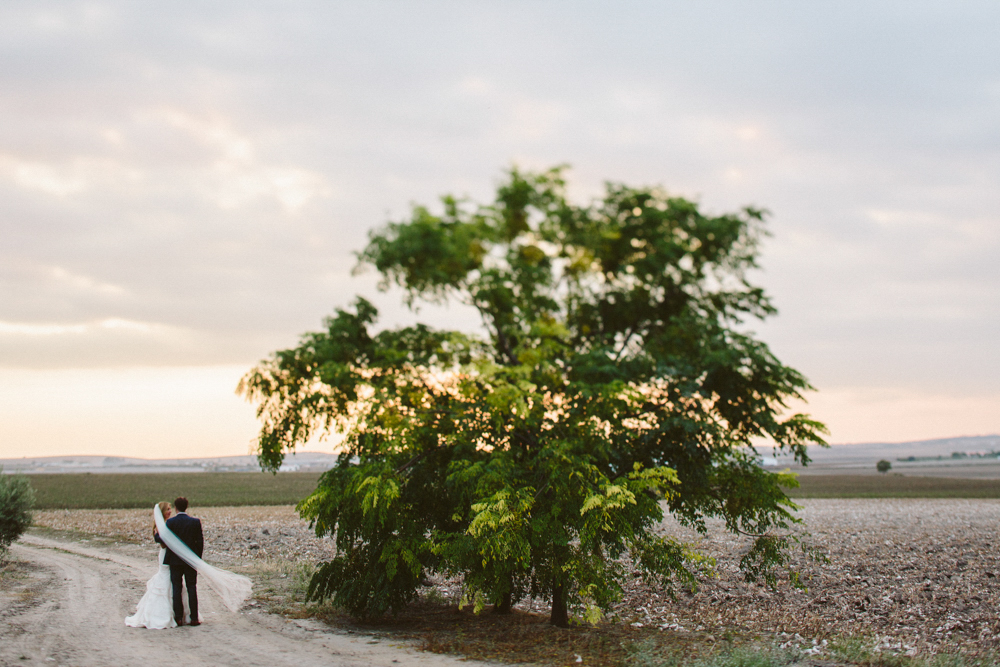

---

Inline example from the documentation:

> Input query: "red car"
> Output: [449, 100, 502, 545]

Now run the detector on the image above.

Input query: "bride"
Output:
[125, 501, 252, 629]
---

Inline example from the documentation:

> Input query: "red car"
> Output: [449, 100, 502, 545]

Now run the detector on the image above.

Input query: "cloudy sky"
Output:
[2, 1, 998, 459]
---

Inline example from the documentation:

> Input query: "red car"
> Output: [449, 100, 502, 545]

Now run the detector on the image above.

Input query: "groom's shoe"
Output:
[176, 619, 185, 627]
[189, 621, 201, 626]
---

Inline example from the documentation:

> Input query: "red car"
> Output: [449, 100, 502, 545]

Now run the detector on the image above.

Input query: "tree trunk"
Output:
[493, 591, 513, 614]
[549, 583, 569, 627]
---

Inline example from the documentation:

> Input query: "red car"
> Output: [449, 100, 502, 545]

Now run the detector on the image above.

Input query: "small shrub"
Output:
[423, 586, 448, 605]
[0, 468, 35, 558]
[877, 459, 892, 474]
[291, 561, 316, 600]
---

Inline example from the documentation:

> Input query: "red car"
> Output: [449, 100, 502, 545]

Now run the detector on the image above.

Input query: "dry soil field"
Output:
[12, 499, 1000, 663]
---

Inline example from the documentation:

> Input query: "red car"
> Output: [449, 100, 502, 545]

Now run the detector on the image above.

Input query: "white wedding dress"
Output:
[124, 547, 178, 629]
[125, 505, 252, 629]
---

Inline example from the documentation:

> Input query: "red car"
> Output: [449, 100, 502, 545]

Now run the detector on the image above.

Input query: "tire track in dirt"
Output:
[1, 536, 494, 667]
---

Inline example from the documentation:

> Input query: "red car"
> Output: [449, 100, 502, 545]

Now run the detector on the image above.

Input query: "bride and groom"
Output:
[125, 497, 252, 630]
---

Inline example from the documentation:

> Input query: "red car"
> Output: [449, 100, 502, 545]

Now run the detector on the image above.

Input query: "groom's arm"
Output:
[193, 519, 204, 558]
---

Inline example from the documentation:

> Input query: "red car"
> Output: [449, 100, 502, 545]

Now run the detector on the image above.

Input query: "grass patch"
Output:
[0, 558, 29, 587]
[788, 475, 1000, 499]
[0, 558, 46, 612]
[249, 559, 317, 617]
[628, 640, 802, 667]
[26, 472, 323, 509]
[826, 637, 1000, 667]
[828, 637, 910, 666]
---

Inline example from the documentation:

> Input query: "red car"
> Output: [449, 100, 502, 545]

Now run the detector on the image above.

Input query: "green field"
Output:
[788, 474, 1000, 498]
[20, 472, 1000, 510]
[17, 472, 1000, 509]
[25, 472, 324, 509]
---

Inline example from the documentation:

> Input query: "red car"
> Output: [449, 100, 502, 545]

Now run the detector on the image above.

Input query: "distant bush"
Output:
[0, 468, 35, 557]
[876, 460, 892, 474]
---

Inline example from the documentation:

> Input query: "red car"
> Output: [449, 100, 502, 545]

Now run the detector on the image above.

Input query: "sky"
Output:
[2, 1, 998, 459]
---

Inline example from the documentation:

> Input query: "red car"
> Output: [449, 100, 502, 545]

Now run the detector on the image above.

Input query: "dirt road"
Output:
[1, 535, 494, 667]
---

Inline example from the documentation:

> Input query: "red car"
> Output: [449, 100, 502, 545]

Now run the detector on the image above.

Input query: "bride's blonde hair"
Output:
[154, 501, 171, 534]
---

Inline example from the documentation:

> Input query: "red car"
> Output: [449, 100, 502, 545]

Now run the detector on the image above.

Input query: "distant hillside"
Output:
[0, 451, 337, 474]
[780, 434, 1000, 478]
[808, 434, 1000, 462]
[5, 435, 999, 476]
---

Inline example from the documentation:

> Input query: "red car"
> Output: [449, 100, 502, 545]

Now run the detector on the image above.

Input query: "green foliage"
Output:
[0, 469, 35, 557]
[877, 459, 892, 474]
[240, 167, 827, 625]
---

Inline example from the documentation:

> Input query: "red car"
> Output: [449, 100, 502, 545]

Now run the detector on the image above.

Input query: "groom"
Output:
[159, 496, 204, 626]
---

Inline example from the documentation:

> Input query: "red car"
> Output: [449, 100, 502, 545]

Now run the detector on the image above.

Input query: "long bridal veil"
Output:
[154, 504, 253, 612]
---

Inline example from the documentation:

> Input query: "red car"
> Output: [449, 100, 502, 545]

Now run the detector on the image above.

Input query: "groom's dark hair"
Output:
[174, 497, 189, 512]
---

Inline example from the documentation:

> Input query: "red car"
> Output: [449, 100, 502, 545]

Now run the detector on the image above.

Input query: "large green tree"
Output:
[239, 167, 826, 626]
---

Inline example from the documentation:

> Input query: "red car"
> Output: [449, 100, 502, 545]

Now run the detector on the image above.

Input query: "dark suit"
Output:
[155, 512, 204, 624]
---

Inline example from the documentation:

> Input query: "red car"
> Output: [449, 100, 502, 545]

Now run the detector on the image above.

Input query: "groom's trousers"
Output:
[170, 563, 198, 624]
